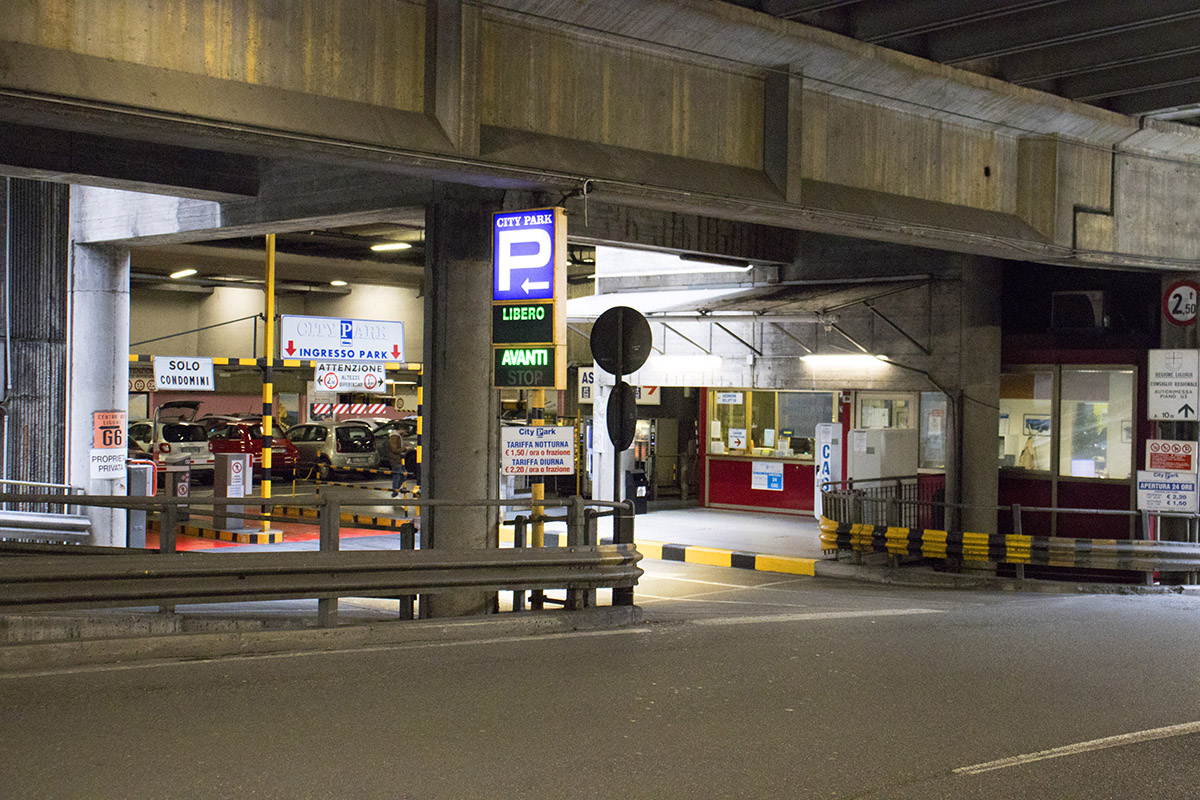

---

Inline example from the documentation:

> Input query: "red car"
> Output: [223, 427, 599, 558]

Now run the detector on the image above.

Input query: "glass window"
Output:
[1058, 369, 1133, 479]
[708, 390, 836, 458]
[919, 392, 948, 470]
[750, 392, 777, 450]
[858, 394, 913, 429]
[999, 371, 1054, 471]
[777, 392, 835, 457]
[709, 392, 748, 454]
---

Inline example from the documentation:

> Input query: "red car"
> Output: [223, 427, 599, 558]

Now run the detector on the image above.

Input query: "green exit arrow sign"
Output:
[492, 302, 554, 345]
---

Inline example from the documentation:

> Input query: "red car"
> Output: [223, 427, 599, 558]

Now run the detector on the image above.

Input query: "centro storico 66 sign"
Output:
[491, 207, 566, 388]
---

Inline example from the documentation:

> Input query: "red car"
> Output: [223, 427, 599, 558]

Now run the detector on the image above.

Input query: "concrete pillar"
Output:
[421, 184, 502, 617]
[66, 221, 130, 545]
[956, 260, 1001, 534]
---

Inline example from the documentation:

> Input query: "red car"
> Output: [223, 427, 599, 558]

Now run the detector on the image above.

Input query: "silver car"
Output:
[285, 421, 379, 480]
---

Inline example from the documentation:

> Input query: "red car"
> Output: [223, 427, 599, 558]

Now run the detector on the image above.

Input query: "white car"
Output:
[127, 400, 214, 480]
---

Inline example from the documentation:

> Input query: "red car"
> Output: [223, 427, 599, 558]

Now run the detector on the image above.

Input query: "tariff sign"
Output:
[1137, 470, 1198, 513]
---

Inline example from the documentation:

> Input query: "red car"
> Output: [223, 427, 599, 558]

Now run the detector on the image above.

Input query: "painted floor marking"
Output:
[954, 721, 1200, 775]
[692, 608, 945, 626]
[637, 593, 834, 609]
[644, 574, 810, 591]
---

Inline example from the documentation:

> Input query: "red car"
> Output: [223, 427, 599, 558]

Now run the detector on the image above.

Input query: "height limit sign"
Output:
[1149, 349, 1199, 420]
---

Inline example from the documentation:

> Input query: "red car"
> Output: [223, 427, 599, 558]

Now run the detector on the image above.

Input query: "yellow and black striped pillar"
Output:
[260, 234, 276, 531]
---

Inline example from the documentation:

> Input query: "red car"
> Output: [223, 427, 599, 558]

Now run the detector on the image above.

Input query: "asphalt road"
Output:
[3, 561, 1200, 798]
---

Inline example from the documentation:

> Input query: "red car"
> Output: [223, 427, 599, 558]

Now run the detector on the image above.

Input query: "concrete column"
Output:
[67, 195, 130, 545]
[421, 184, 502, 617]
[956, 260, 1001, 534]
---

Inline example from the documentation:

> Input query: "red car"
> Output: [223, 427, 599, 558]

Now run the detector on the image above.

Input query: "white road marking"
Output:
[693, 608, 944, 625]
[643, 574, 807, 590]
[954, 721, 1200, 775]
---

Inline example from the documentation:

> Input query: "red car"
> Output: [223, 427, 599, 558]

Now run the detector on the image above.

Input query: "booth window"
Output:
[708, 390, 835, 458]
[919, 392, 947, 470]
[1058, 368, 1133, 480]
[999, 371, 1054, 471]
[858, 394, 913, 429]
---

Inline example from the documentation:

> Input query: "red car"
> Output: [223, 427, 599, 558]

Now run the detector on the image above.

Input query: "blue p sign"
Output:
[340, 319, 353, 343]
[493, 210, 557, 302]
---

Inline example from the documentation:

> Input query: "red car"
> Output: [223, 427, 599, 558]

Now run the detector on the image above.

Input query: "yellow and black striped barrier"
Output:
[269, 505, 416, 533]
[818, 518, 1200, 573]
[147, 518, 284, 545]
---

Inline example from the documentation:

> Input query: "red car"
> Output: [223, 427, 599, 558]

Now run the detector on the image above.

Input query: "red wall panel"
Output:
[707, 458, 815, 512]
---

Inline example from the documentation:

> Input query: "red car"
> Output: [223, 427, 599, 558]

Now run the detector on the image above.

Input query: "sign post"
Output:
[492, 208, 567, 609]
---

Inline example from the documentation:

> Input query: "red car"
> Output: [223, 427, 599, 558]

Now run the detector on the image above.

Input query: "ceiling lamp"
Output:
[330, 280, 348, 286]
[370, 242, 413, 252]
[169, 268, 198, 279]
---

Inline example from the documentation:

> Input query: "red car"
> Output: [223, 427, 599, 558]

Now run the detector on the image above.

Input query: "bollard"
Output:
[613, 500, 636, 606]
[399, 520, 416, 620]
[514, 515, 527, 612]
[317, 491, 341, 626]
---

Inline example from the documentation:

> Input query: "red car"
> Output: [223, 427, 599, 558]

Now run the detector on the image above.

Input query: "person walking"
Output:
[389, 430, 408, 497]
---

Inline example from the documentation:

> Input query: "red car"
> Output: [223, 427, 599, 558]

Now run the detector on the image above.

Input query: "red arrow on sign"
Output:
[391, 344, 402, 358]
[285, 340, 296, 356]
[733, 437, 744, 448]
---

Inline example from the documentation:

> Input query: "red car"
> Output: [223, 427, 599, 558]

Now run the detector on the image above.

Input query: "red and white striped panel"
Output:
[310, 403, 389, 416]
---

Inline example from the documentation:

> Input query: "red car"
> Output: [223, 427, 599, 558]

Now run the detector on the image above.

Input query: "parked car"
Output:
[372, 418, 418, 468]
[285, 421, 379, 480]
[202, 416, 300, 478]
[127, 400, 214, 481]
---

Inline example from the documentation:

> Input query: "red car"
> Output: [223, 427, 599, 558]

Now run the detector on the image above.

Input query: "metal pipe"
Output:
[2, 178, 11, 492]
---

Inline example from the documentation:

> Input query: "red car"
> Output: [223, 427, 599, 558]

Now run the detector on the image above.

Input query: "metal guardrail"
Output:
[820, 478, 1200, 583]
[0, 479, 85, 517]
[0, 492, 642, 625]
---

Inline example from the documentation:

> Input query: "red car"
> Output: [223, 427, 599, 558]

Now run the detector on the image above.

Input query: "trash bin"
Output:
[624, 469, 649, 515]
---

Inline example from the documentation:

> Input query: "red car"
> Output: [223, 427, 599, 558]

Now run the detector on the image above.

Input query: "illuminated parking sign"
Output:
[493, 208, 564, 303]
[492, 207, 567, 389]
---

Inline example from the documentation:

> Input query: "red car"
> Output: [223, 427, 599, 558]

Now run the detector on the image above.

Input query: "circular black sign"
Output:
[591, 306, 652, 376]
[606, 380, 637, 451]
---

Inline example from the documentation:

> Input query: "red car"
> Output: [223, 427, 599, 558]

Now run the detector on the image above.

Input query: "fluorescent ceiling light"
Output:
[330, 280, 348, 286]
[594, 245, 754, 278]
[801, 354, 889, 368]
[169, 268, 198, 279]
[370, 242, 413, 252]
[385, 379, 417, 385]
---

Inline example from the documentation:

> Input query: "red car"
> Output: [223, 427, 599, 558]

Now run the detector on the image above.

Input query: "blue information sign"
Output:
[493, 209, 558, 302]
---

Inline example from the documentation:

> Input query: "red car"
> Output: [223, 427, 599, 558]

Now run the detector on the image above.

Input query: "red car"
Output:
[203, 417, 299, 478]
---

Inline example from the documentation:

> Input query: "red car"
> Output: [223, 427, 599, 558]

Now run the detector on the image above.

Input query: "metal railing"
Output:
[820, 474, 945, 530]
[0, 492, 642, 626]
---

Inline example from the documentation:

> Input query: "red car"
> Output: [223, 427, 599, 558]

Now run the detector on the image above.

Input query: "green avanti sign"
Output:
[494, 346, 556, 387]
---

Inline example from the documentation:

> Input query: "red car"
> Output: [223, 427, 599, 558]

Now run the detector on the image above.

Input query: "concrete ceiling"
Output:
[729, 0, 1200, 123]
